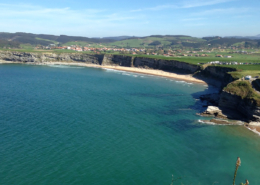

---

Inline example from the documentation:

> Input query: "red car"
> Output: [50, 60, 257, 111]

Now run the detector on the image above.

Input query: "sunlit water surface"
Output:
[0, 64, 260, 185]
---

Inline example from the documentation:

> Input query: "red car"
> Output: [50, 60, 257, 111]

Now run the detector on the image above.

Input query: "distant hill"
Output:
[225, 35, 260, 40]
[0, 32, 259, 49]
[0, 39, 20, 48]
[102, 36, 134, 41]
[0, 32, 115, 46]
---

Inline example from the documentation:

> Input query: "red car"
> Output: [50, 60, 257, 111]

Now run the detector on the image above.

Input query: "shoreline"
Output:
[2, 60, 260, 136]
[247, 126, 260, 136]
[0, 61, 207, 85]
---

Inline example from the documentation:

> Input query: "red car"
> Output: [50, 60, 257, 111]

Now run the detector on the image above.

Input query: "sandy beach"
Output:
[0, 61, 207, 84]
[248, 126, 260, 135]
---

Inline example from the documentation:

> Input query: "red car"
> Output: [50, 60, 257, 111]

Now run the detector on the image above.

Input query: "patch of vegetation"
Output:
[36, 37, 59, 45]
[229, 69, 260, 79]
[15, 36, 53, 45]
[0, 39, 20, 48]
[148, 41, 161, 46]
[224, 80, 260, 105]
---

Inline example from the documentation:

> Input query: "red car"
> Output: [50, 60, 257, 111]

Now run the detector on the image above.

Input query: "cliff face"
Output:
[101, 55, 200, 73]
[219, 91, 260, 124]
[133, 57, 199, 73]
[102, 54, 134, 67]
[0, 51, 103, 65]
[198, 66, 237, 88]
[0, 51, 200, 73]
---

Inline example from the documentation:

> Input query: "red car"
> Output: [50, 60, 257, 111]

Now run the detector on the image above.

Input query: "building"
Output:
[245, 75, 252, 80]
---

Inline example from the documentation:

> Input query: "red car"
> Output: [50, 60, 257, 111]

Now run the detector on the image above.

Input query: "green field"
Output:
[36, 37, 59, 45]
[61, 36, 207, 49]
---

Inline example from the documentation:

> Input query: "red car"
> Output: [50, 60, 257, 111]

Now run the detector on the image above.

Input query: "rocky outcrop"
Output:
[202, 119, 244, 125]
[200, 106, 227, 119]
[102, 55, 134, 66]
[0, 51, 200, 74]
[133, 57, 199, 73]
[0, 51, 103, 64]
[218, 91, 260, 124]
[195, 66, 237, 88]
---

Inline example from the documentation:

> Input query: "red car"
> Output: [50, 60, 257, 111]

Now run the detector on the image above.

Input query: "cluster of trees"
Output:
[148, 41, 162, 46]
[0, 40, 20, 48]
[15, 36, 53, 46]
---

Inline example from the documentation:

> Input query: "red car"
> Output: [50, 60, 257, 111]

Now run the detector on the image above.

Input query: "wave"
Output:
[47, 64, 84, 69]
[246, 127, 260, 136]
[198, 119, 216, 125]
[198, 119, 244, 126]
[104, 68, 119, 72]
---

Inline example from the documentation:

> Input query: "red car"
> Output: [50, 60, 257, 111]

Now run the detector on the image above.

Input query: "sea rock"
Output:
[248, 121, 260, 126]
[200, 106, 227, 119]
[203, 119, 244, 125]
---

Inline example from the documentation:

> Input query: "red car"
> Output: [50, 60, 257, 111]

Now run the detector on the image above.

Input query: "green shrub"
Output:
[224, 81, 260, 106]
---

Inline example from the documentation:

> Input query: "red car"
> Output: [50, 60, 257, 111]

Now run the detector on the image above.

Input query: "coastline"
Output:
[0, 60, 207, 85]
[247, 126, 260, 136]
[2, 60, 260, 136]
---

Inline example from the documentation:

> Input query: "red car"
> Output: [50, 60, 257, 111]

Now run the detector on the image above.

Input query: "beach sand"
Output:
[0, 61, 207, 84]
[248, 126, 260, 135]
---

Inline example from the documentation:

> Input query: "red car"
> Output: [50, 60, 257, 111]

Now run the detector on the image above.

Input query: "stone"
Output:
[201, 106, 227, 118]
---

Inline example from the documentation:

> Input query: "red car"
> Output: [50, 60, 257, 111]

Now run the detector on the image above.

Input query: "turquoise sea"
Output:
[0, 64, 260, 185]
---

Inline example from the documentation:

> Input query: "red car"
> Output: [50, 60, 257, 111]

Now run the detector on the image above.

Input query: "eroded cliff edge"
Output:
[0, 51, 199, 73]
[1, 51, 259, 126]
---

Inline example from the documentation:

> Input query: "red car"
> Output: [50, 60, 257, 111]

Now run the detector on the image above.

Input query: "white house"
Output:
[245, 75, 252, 80]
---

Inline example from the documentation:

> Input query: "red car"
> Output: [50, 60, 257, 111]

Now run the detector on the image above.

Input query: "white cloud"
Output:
[0, 3, 143, 36]
[182, 0, 235, 8]
[0, 4, 138, 25]
[192, 7, 249, 16]
[130, 0, 235, 12]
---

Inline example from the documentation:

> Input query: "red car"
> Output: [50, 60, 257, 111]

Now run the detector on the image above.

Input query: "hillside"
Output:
[1, 32, 260, 50]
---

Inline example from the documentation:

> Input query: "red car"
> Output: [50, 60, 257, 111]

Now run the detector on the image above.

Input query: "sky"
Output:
[0, 0, 259, 37]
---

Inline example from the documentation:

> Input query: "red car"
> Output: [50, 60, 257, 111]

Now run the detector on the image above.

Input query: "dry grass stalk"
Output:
[233, 157, 241, 185]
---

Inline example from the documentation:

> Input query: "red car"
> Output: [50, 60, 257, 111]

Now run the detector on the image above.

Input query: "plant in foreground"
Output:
[170, 157, 249, 185]
[233, 157, 241, 185]
[240, 179, 249, 185]
[233, 157, 250, 185]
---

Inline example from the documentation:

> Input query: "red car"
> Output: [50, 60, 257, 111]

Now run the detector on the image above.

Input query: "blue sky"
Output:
[0, 0, 259, 37]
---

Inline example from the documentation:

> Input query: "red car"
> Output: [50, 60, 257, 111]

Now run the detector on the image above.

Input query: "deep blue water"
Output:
[0, 64, 260, 185]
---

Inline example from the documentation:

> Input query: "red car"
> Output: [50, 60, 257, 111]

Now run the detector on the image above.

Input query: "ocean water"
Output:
[0, 64, 260, 185]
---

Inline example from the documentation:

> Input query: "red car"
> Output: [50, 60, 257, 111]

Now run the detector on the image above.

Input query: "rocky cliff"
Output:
[0, 51, 103, 65]
[0, 51, 200, 73]
[195, 66, 237, 88]
[133, 57, 199, 73]
[102, 54, 134, 67]
[218, 91, 260, 125]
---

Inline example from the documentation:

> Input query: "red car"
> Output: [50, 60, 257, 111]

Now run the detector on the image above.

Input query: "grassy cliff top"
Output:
[224, 80, 260, 106]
